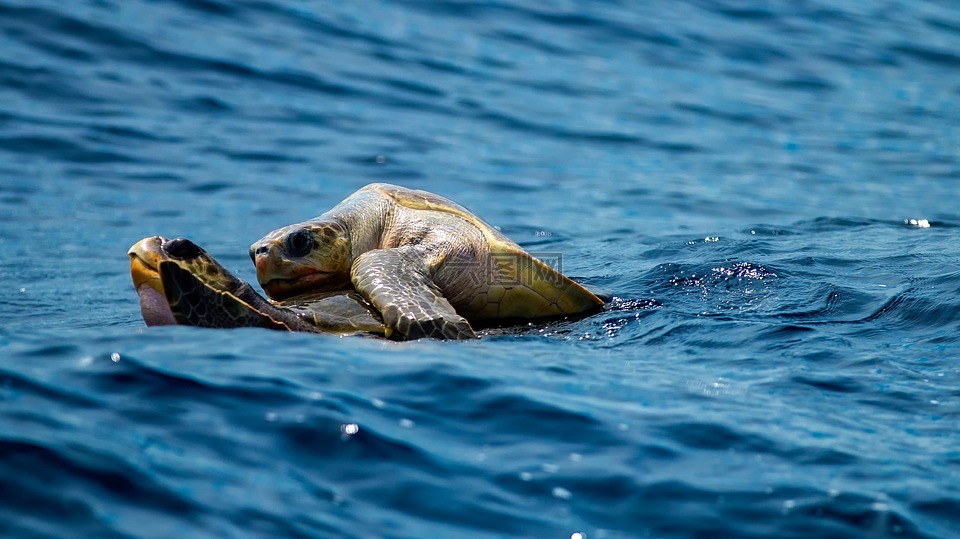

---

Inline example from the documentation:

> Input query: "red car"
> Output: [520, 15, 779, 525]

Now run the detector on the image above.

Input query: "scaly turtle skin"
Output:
[129, 236, 387, 336]
[250, 183, 603, 340]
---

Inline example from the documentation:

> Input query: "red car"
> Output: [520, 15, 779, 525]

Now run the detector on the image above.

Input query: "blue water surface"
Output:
[2, 1, 960, 537]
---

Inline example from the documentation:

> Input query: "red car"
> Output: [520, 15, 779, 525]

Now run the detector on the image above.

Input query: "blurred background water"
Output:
[2, 0, 960, 537]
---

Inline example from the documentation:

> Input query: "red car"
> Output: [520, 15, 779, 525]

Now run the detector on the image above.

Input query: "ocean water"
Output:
[2, 0, 960, 537]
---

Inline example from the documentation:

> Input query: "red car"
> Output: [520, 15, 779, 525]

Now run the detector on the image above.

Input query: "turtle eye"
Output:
[164, 238, 202, 259]
[285, 229, 314, 258]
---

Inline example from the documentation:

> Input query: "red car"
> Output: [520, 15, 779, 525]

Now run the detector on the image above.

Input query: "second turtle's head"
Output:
[250, 220, 352, 299]
[129, 236, 242, 326]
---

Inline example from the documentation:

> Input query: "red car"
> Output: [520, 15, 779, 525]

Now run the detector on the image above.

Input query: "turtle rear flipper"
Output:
[352, 247, 477, 340]
[159, 261, 305, 331]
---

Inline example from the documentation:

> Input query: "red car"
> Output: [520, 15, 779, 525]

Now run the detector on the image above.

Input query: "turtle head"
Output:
[130, 237, 242, 292]
[250, 220, 352, 300]
[128, 236, 242, 325]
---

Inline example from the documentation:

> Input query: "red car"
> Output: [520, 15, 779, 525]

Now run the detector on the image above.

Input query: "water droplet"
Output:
[541, 463, 559, 474]
[569, 453, 582, 463]
[399, 418, 415, 428]
[309, 391, 323, 400]
[110, 353, 121, 363]
[519, 472, 533, 481]
[371, 398, 386, 409]
[341, 423, 359, 436]
[552, 487, 572, 500]
[571, 533, 585, 539]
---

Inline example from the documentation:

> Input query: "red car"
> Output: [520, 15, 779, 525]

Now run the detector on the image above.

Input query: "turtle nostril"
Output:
[164, 238, 203, 259]
[253, 245, 270, 258]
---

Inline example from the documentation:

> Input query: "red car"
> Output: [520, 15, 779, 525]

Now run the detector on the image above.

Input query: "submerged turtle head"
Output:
[250, 220, 352, 300]
[128, 236, 242, 325]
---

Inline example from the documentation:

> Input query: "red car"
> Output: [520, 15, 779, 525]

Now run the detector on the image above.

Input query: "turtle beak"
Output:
[253, 242, 332, 299]
[252, 242, 282, 279]
[128, 236, 177, 326]
[253, 243, 301, 298]
[128, 236, 166, 292]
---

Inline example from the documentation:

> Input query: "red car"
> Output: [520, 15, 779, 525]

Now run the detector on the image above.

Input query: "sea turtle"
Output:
[129, 236, 387, 336]
[250, 183, 603, 340]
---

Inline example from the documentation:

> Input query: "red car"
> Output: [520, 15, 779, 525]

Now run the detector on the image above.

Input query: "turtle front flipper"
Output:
[351, 247, 477, 340]
[159, 260, 304, 331]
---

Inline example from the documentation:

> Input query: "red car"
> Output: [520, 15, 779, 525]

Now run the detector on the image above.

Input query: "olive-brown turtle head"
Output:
[128, 236, 241, 325]
[250, 220, 352, 300]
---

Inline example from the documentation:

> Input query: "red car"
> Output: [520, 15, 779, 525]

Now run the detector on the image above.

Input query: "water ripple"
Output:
[2, 0, 960, 537]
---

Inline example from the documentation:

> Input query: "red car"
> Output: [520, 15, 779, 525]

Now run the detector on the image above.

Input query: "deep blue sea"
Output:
[2, 1, 960, 537]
